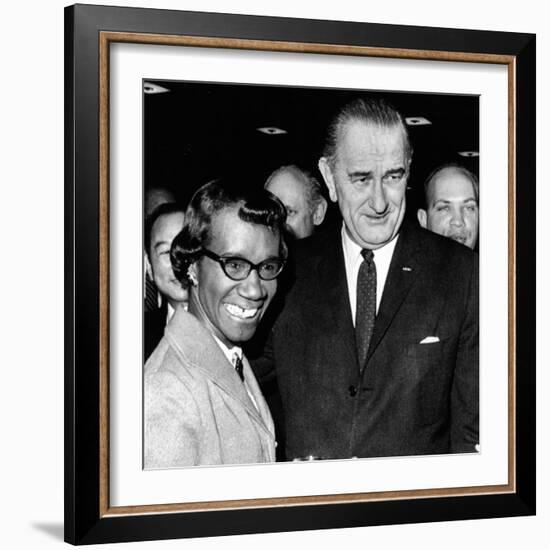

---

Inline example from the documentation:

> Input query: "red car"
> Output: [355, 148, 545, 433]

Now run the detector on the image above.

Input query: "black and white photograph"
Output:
[59, 3, 540, 546]
[142, 82, 480, 468]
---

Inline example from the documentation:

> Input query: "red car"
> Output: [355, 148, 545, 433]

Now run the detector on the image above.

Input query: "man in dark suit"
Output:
[255, 97, 478, 460]
[144, 202, 188, 361]
[144, 186, 176, 312]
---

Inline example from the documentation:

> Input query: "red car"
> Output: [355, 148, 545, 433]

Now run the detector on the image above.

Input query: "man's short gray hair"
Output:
[323, 97, 413, 167]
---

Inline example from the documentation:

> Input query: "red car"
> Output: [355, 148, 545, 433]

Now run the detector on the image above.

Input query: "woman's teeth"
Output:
[224, 303, 258, 319]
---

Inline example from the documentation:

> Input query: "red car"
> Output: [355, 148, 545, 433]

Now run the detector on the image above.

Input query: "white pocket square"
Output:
[419, 336, 440, 344]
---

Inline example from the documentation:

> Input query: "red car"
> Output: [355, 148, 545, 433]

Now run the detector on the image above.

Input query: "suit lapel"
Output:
[367, 220, 422, 361]
[316, 227, 359, 371]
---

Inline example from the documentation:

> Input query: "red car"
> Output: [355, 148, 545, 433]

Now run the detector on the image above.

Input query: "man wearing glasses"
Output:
[144, 179, 288, 468]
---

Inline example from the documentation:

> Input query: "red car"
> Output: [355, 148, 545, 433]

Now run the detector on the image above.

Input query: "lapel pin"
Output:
[402, 266, 412, 272]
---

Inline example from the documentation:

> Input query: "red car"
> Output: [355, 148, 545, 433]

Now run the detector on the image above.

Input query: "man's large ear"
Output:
[318, 157, 338, 203]
[417, 208, 428, 229]
[312, 196, 328, 226]
[145, 251, 153, 279]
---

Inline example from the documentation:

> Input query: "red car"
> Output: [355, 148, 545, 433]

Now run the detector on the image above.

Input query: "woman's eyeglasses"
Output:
[202, 249, 286, 281]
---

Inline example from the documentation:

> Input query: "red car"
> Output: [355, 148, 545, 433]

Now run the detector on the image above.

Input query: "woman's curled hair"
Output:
[170, 178, 287, 286]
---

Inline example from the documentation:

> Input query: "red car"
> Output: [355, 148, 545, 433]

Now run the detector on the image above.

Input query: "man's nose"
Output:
[369, 180, 389, 214]
[450, 208, 465, 227]
[239, 269, 266, 300]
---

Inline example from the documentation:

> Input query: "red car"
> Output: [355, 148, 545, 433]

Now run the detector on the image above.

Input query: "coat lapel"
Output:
[165, 310, 273, 436]
[316, 227, 359, 371]
[367, 220, 422, 361]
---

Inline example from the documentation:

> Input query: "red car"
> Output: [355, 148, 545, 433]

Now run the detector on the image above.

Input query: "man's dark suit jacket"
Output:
[255, 218, 478, 460]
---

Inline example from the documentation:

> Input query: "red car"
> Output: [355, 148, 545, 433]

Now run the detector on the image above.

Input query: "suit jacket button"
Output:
[348, 385, 358, 397]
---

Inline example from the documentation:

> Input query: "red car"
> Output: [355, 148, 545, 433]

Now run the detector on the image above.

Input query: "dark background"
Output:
[144, 80, 479, 219]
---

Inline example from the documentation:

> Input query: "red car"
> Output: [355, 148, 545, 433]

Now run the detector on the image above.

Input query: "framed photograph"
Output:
[65, 3, 536, 545]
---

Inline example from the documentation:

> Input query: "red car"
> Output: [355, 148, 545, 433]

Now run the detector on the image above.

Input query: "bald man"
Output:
[417, 164, 479, 250]
[265, 165, 327, 239]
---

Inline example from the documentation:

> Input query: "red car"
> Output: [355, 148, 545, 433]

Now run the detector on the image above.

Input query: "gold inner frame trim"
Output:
[98, 31, 517, 518]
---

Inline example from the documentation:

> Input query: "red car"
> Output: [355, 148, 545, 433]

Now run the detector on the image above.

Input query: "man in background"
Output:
[417, 164, 479, 250]
[144, 186, 176, 312]
[265, 165, 327, 239]
[144, 202, 187, 360]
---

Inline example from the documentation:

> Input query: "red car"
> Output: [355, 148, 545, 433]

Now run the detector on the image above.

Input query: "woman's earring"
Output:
[188, 267, 198, 286]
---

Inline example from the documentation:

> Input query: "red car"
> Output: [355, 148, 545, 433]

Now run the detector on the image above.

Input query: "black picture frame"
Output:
[64, 3, 536, 545]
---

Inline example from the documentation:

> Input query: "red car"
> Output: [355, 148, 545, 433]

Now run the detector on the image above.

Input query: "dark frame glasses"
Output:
[202, 249, 286, 281]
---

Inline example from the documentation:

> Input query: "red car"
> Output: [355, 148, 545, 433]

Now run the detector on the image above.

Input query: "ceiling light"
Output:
[405, 117, 432, 126]
[458, 151, 480, 158]
[257, 127, 288, 135]
[143, 82, 170, 94]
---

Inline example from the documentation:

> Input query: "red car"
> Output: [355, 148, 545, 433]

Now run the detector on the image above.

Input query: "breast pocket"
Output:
[406, 338, 454, 426]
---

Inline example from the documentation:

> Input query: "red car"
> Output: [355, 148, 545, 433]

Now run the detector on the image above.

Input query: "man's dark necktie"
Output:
[233, 354, 245, 382]
[355, 249, 377, 369]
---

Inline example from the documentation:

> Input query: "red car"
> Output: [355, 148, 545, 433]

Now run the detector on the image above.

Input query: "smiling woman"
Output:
[143, 179, 288, 468]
